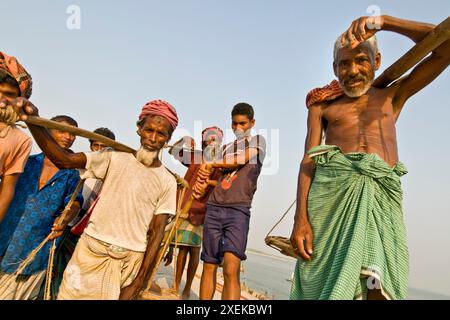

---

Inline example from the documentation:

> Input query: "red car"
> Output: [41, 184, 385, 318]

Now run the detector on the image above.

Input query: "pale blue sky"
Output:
[1, 1, 449, 295]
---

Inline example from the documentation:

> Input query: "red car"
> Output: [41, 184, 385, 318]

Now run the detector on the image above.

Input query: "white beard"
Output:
[340, 75, 374, 98]
[136, 146, 159, 167]
[342, 80, 372, 98]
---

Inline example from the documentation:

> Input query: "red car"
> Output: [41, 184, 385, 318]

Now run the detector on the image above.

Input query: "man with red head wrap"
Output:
[16, 98, 180, 300]
[138, 99, 178, 131]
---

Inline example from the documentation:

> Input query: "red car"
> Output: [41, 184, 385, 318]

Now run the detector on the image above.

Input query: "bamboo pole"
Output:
[373, 16, 450, 88]
[25, 116, 135, 153]
[143, 186, 187, 292]
[24, 115, 189, 188]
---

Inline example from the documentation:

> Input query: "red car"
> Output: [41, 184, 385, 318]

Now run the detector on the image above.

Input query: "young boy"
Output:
[196, 103, 266, 300]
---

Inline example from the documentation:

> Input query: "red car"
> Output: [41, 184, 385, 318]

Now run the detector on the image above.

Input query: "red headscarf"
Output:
[138, 99, 178, 130]
[202, 126, 223, 142]
[0, 52, 32, 99]
[305, 80, 343, 108]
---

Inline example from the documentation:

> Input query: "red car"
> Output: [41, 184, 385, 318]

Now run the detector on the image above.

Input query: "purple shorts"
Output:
[201, 204, 250, 264]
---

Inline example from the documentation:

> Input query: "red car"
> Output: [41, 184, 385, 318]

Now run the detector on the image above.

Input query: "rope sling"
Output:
[44, 180, 84, 300]
[264, 199, 298, 259]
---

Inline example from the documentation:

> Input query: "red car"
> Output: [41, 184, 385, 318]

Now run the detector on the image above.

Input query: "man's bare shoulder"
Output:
[308, 101, 328, 114]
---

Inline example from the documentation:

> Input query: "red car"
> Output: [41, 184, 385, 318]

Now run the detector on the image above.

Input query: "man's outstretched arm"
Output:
[15, 98, 87, 169]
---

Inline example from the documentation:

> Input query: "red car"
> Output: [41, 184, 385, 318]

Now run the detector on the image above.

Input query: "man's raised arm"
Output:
[15, 98, 87, 169]
[381, 16, 450, 115]
[340, 15, 450, 117]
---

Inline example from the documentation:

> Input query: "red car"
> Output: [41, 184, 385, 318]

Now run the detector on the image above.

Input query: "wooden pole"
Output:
[23, 115, 191, 188]
[25, 115, 136, 153]
[143, 187, 187, 292]
[27, 116, 190, 188]
[373, 16, 450, 88]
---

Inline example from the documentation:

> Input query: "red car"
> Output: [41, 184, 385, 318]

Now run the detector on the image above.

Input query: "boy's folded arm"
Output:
[212, 147, 259, 170]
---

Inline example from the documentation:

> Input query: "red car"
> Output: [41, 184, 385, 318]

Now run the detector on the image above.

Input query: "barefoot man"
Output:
[290, 15, 450, 300]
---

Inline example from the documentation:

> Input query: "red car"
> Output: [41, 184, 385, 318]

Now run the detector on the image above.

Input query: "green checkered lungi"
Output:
[290, 145, 409, 300]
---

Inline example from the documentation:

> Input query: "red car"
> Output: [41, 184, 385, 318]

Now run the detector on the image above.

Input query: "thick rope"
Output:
[44, 240, 57, 300]
[14, 179, 84, 277]
[14, 233, 53, 276]
[0, 104, 20, 126]
[170, 187, 186, 292]
[0, 105, 26, 138]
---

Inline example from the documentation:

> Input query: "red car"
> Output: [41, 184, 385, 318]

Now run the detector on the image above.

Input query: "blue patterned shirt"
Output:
[0, 153, 83, 275]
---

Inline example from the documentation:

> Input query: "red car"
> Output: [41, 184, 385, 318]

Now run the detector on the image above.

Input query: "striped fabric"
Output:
[168, 218, 203, 247]
[0, 52, 33, 99]
[290, 145, 409, 300]
[305, 80, 343, 108]
[57, 234, 144, 300]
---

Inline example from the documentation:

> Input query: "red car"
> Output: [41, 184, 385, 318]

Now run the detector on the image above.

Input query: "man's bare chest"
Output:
[323, 92, 395, 128]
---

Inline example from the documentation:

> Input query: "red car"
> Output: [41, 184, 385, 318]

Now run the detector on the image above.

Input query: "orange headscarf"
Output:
[0, 52, 32, 99]
[305, 80, 343, 108]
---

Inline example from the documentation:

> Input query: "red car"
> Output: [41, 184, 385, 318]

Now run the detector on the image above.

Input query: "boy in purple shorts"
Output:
[194, 103, 266, 300]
